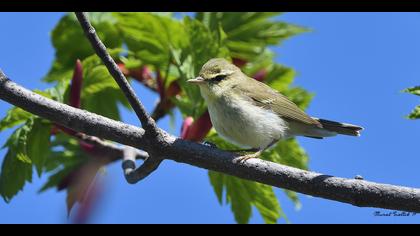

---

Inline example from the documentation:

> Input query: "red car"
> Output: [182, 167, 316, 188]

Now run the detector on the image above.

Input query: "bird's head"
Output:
[188, 58, 243, 100]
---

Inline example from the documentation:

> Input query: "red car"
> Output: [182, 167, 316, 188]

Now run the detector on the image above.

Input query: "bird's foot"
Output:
[233, 150, 262, 163]
[202, 141, 217, 149]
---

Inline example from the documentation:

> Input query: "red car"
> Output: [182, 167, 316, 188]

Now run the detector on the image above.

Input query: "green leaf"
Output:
[403, 86, 420, 119]
[225, 176, 253, 224]
[208, 171, 224, 204]
[407, 105, 420, 119]
[26, 119, 52, 177]
[263, 139, 309, 170]
[282, 87, 314, 110]
[206, 132, 283, 224]
[265, 65, 296, 92]
[0, 121, 35, 202]
[44, 80, 70, 103]
[0, 107, 32, 132]
[171, 17, 230, 119]
[283, 190, 302, 210]
[197, 12, 308, 61]
[183, 17, 230, 74]
[209, 171, 282, 224]
[114, 12, 187, 67]
[404, 86, 420, 96]
[39, 164, 78, 193]
[3, 119, 33, 157]
[252, 182, 282, 224]
[45, 12, 122, 83]
[0, 150, 32, 202]
[67, 51, 130, 120]
[40, 133, 89, 193]
[0, 79, 69, 133]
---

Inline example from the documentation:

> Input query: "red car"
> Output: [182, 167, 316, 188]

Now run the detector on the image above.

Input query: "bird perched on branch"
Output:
[188, 58, 363, 162]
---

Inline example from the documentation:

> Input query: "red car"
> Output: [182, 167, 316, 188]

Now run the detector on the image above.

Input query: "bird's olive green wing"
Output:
[234, 78, 321, 127]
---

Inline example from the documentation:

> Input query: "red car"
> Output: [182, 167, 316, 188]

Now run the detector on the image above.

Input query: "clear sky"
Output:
[1, 12, 420, 224]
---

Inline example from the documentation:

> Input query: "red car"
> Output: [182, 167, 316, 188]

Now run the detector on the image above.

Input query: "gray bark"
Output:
[1, 71, 420, 213]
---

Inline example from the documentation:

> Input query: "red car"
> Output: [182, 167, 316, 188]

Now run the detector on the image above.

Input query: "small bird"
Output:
[188, 58, 363, 162]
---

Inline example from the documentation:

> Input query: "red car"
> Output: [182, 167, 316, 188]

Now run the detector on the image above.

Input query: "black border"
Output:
[2, 0, 420, 12]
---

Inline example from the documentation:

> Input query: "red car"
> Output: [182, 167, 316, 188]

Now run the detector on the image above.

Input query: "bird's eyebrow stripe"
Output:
[210, 70, 233, 79]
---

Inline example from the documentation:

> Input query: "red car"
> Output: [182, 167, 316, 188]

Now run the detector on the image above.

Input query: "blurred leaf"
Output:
[283, 87, 314, 110]
[197, 12, 308, 61]
[0, 79, 69, 133]
[404, 86, 420, 96]
[208, 170, 224, 204]
[41, 134, 88, 178]
[404, 86, 420, 119]
[45, 80, 70, 103]
[209, 170, 282, 224]
[172, 17, 230, 119]
[39, 165, 76, 193]
[0, 120, 35, 202]
[26, 118, 52, 177]
[283, 190, 302, 210]
[76, 51, 130, 120]
[39, 140, 101, 216]
[265, 65, 295, 92]
[45, 13, 122, 82]
[114, 12, 187, 67]
[65, 161, 103, 215]
[0, 107, 32, 132]
[183, 17, 230, 74]
[263, 139, 309, 170]
[0, 149, 32, 202]
[407, 105, 420, 119]
[206, 132, 283, 224]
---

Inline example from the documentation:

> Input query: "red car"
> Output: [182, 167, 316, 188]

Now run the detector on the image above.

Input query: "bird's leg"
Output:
[233, 149, 264, 163]
[233, 140, 278, 163]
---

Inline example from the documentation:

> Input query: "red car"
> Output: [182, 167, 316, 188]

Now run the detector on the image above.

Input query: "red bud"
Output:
[117, 63, 130, 76]
[232, 58, 247, 68]
[53, 124, 76, 136]
[181, 111, 213, 142]
[52, 60, 84, 136]
[130, 66, 153, 83]
[181, 117, 194, 139]
[51, 126, 60, 135]
[72, 176, 103, 224]
[156, 69, 165, 99]
[166, 82, 181, 97]
[79, 141, 96, 154]
[253, 69, 267, 82]
[69, 59, 83, 108]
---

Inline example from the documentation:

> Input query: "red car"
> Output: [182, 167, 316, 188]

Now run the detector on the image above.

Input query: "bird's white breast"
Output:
[206, 95, 288, 149]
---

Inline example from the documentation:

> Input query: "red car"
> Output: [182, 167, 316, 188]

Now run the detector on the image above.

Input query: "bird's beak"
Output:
[187, 77, 205, 84]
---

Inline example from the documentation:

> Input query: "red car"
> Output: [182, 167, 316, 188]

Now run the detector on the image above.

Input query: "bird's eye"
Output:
[212, 74, 226, 82]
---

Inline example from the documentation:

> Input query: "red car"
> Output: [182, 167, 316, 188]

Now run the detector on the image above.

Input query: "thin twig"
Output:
[74, 133, 149, 163]
[74, 12, 157, 132]
[122, 147, 162, 184]
[75, 12, 162, 181]
[2, 71, 420, 212]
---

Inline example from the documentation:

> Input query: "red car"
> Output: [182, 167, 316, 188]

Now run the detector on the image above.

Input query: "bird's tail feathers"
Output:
[313, 118, 363, 137]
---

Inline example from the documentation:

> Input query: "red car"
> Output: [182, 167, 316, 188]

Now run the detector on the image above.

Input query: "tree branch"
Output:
[122, 147, 162, 184]
[74, 12, 157, 132]
[1, 70, 420, 213]
[74, 133, 149, 163]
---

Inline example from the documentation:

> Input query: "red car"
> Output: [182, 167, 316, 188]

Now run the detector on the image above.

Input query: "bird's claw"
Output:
[233, 152, 261, 163]
[202, 141, 217, 149]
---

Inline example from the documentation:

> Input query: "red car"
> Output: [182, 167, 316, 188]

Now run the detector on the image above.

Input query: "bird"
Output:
[187, 58, 363, 162]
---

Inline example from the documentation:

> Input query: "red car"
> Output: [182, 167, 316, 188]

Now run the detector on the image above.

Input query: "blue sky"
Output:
[1, 12, 420, 223]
